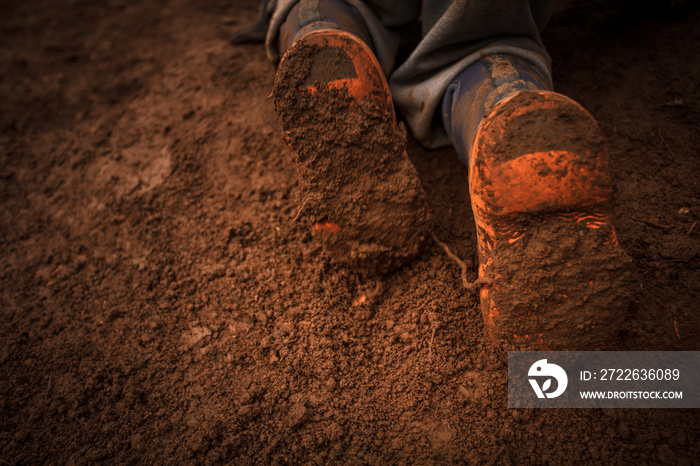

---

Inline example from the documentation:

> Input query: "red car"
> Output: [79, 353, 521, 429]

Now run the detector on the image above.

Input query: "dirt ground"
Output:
[1, 0, 699, 464]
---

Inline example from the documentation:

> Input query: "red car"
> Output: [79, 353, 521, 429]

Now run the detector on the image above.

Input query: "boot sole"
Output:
[471, 91, 633, 350]
[273, 30, 430, 273]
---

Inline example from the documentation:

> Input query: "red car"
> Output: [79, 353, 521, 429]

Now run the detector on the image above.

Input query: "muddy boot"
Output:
[273, 0, 430, 273]
[442, 54, 634, 350]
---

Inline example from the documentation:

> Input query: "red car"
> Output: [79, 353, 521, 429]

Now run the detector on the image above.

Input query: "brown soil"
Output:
[1, 0, 699, 464]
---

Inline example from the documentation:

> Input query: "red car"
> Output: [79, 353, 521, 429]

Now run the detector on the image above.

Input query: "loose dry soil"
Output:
[1, 0, 699, 464]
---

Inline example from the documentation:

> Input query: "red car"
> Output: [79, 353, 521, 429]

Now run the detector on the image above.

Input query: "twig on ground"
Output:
[687, 221, 696, 236]
[430, 231, 492, 290]
[292, 195, 323, 222]
[428, 327, 437, 360]
[44, 375, 51, 401]
[292, 198, 311, 222]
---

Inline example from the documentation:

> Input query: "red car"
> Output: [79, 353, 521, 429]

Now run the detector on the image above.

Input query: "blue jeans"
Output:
[266, 0, 554, 148]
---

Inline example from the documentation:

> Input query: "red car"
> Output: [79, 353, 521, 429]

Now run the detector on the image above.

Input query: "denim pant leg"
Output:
[391, 0, 555, 149]
[265, 0, 555, 149]
[265, 0, 421, 76]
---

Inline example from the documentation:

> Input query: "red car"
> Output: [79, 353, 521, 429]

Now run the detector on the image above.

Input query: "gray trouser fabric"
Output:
[265, 0, 554, 149]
